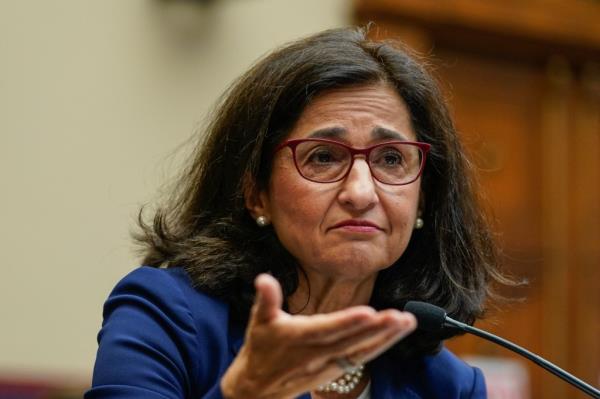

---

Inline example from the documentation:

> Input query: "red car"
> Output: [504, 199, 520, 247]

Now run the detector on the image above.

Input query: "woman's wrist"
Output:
[220, 365, 256, 399]
[220, 373, 241, 399]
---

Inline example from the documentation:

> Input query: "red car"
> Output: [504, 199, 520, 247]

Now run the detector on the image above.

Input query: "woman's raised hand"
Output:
[220, 274, 417, 399]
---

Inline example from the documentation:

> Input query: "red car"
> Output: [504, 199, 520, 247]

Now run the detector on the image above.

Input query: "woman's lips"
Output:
[331, 220, 382, 233]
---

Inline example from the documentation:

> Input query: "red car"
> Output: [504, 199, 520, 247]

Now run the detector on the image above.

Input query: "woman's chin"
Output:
[310, 256, 390, 281]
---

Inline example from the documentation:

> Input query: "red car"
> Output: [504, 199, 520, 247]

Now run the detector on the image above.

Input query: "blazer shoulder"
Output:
[111, 265, 231, 330]
[422, 348, 487, 398]
[88, 266, 232, 399]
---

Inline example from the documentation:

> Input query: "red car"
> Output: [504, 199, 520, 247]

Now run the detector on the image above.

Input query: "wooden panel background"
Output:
[355, 1, 600, 398]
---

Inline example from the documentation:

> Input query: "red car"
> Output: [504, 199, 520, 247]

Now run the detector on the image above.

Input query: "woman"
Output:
[86, 27, 507, 399]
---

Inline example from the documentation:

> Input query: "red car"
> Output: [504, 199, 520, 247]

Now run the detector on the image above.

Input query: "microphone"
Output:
[404, 301, 600, 399]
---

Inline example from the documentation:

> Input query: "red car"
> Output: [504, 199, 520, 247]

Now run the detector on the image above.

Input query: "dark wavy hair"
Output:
[136, 27, 511, 359]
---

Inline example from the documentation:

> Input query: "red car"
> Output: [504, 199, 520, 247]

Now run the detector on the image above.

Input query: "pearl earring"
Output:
[414, 217, 424, 229]
[256, 216, 269, 227]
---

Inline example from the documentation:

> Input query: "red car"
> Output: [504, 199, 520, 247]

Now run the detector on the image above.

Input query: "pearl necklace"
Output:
[317, 364, 364, 394]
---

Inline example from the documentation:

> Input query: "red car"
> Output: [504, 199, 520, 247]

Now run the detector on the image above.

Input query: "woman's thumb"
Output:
[252, 273, 283, 323]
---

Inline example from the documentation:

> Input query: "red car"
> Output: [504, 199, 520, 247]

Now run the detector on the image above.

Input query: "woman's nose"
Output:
[337, 158, 379, 211]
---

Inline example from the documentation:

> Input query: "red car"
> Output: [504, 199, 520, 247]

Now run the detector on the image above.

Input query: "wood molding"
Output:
[355, 0, 600, 53]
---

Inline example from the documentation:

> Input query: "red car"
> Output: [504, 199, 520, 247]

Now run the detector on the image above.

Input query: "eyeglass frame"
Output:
[273, 138, 431, 186]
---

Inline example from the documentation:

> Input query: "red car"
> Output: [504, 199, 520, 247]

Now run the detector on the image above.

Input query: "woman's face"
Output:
[250, 84, 422, 282]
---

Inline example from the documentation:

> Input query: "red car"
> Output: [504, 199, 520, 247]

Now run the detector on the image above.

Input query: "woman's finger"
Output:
[288, 306, 411, 346]
[298, 310, 415, 363]
[284, 306, 378, 343]
[251, 274, 284, 324]
[335, 311, 417, 364]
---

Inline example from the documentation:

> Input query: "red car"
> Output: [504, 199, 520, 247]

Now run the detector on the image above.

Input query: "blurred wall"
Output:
[0, 0, 350, 381]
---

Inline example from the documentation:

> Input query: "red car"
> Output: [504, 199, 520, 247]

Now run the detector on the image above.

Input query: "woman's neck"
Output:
[287, 269, 377, 315]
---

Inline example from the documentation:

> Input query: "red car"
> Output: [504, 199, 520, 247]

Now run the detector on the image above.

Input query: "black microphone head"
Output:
[404, 301, 447, 332]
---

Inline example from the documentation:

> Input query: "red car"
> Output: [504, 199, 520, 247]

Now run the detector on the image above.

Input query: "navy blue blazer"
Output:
[86, 267, 486, 398]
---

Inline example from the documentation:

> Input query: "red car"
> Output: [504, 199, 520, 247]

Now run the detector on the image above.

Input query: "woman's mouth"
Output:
[330, 219, 382, 233]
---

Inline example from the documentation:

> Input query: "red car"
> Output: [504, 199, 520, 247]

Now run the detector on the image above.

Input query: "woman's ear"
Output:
[243, 176, 271, 221]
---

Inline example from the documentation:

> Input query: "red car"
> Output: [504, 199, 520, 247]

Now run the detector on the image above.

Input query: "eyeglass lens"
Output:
[294, 141, 423, 184]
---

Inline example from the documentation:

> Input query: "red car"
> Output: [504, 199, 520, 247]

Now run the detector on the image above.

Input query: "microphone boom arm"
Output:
[444, 317, 600, 399]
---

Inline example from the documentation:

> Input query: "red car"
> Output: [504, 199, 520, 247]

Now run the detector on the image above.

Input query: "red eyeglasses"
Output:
[274, 138, 431, 185]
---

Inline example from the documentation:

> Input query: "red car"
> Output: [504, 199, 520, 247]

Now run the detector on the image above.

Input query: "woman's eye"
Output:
[307, 147, 342, 164]
[376, 151, 403, 166]
[384, 154, 402, 164]
[313, 151, 332, 163]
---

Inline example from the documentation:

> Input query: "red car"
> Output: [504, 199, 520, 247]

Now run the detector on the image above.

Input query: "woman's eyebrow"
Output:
[306, 126, 410, 141]
[307, 127, 346, 139]
[372, 126, 408, 141]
